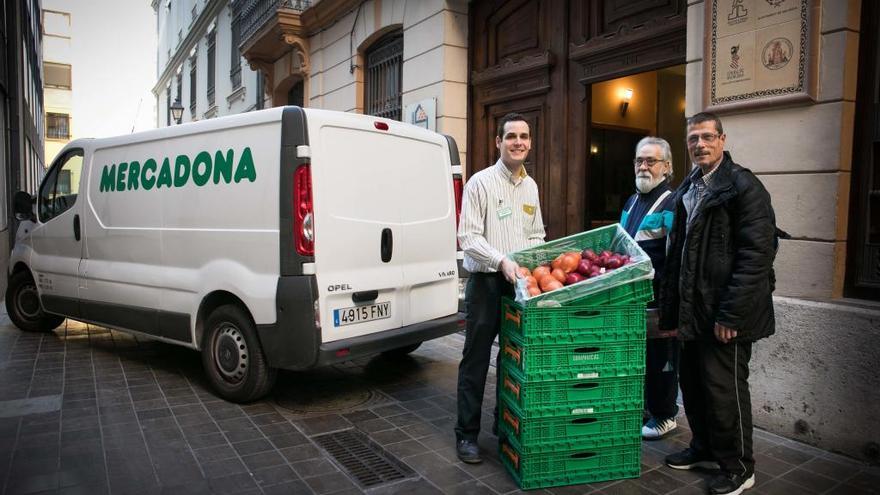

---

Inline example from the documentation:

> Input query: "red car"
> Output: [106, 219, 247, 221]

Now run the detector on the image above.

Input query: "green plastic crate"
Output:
[500, 333, 645, 381]
[510, 224, 654, 307]
[499, 365, 644, 418]
[498, 397, 641, 454]
[501, 298, 647, 346]
[569, 277, 654, 307]
[500, 436, 641, 490]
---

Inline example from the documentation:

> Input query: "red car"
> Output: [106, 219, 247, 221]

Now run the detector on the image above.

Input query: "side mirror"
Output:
[13, 191, 35, 221]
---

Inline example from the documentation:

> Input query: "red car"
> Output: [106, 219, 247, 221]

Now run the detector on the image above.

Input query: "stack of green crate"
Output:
[496, 225, 653, 490]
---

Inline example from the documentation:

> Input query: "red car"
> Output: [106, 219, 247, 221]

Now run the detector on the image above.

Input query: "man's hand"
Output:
[499, 257, 521, 284]
[714, 323, 737, 344]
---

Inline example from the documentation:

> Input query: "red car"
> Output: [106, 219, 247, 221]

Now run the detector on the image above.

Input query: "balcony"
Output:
[236, 0, 310, 64]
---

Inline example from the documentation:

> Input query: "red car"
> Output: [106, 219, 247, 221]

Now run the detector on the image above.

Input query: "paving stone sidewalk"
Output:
[1, 314, 877, 495]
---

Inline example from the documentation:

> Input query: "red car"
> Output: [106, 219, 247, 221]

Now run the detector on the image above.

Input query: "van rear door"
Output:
[305, 110, 458, 343]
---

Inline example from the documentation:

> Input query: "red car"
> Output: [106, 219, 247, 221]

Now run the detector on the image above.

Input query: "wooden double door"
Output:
[468, 0, 687, 239]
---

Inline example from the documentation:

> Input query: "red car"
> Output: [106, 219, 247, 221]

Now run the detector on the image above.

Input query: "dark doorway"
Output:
[585, 65, 686, 230]
[588, 127, 647, 229]
[288, 80, 304, 107]
[845, 0, 880, 300]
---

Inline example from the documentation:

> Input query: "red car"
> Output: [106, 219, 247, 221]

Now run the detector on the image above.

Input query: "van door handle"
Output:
[73, 214, 81, 241]
[380, 228, 393, 262]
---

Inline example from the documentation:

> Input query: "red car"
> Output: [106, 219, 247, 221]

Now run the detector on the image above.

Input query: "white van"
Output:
[6, 106, 464, 402]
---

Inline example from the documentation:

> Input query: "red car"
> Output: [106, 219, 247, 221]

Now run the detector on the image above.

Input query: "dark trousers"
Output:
[679, 339, 754, 476]
[455, 273, 512, 442]
[645, 336, 680, 420]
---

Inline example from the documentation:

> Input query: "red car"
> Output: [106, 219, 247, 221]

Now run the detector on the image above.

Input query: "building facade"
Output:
[153, 0, 264, 126]
[154, 0, 878, 462]
[1, 0, 47, 297]
[42, 3, 71, 164]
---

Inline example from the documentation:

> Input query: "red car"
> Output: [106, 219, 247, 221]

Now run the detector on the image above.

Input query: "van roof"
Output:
[56, 106, 447, 158]
[58, 107, 289, 157]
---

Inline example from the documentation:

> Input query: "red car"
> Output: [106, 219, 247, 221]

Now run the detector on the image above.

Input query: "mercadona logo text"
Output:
[99, 147, 256, 192]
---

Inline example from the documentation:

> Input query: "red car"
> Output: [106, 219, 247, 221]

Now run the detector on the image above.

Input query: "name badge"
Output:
[497, 206, 512, 219]
[523, 204, 536, 215]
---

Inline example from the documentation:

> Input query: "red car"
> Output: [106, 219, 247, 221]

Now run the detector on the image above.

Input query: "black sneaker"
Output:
[709, 471, 755, 495]
[456, 439, 481, 464]
[665, 447, 719, 470]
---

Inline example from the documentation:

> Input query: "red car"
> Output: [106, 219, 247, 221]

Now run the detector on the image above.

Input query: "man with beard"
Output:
[620, 136, 679, 440]
[661, 112, 778, 495]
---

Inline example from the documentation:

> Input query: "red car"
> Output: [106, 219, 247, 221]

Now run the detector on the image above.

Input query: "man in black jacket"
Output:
[660, 112, 777, 495]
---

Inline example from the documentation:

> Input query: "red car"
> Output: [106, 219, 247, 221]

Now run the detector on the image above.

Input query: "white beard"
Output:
[635, 175, 663, 194]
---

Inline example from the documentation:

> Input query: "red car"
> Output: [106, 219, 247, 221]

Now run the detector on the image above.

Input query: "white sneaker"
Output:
[642, 417, 677, 439]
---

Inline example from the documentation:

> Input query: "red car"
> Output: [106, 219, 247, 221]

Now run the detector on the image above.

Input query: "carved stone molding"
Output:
[472, 50, 555, 87]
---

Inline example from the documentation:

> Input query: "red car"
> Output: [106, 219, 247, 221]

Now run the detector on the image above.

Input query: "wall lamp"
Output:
[620, 88, 633, 116]
[170, 99, 184, 125]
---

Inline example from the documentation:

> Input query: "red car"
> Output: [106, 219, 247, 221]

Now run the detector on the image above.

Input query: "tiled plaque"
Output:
[705, 0, 818, 112]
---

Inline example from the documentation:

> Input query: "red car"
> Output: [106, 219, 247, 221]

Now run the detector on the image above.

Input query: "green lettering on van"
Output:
[234, 147, 256, 183]
[174, 155, 191, 188]
[157, 157, 173, 189]
[116, 162, 128, 192]
[127, 161, 140, 190]
[97, 147, 256, 193]
[192, 151, 212, 186]
[142, 159, 157, 190]
[213, 149, 233, 184]
[100, 164, 116, 192]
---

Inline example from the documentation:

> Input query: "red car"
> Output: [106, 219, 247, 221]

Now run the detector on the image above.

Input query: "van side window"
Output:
[39, 150, 83, 222]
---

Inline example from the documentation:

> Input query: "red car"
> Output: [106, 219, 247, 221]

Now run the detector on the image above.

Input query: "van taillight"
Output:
[453, 175, 463, 249]
[294, 164, 314, 256]
[453, 175, 463, 230]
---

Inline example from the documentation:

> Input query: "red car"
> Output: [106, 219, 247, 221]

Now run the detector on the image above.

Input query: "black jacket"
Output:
[659, 152, 777, 342]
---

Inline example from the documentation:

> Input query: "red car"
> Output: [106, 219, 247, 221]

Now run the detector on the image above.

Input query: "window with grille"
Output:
[46, 113, 69, 139]
[364, 31, 403, 121]
[230, 13, 241, 89]
[207, 30, 216, 107]
[189, 54, 197, 116]
[44, 62, 71, 89]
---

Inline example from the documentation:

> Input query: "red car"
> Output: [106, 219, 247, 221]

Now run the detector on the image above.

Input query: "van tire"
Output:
[381, 342, 421, 357]
[202, 304, 277, 402]
[5, 271, 65, 332]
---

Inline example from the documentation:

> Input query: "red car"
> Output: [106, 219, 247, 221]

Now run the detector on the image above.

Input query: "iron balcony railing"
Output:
[237, 0, 310, 49]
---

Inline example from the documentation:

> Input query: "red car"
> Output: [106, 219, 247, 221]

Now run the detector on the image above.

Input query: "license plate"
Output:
[333, 301, 391, 327]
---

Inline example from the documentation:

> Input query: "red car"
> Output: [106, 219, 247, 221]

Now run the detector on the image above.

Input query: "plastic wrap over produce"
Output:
[510, 224, 654, 307]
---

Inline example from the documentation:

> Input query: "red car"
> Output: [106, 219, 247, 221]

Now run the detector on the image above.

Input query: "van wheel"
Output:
[381, 342, 421, 358]
[4, 271, 65, 332]
[202, 305, 276, 403]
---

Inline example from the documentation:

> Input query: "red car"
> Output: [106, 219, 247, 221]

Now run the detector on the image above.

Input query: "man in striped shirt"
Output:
[454, 113, 546, 464]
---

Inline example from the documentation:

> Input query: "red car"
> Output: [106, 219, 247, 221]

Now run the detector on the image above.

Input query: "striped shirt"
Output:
[458, 159, 546, 273]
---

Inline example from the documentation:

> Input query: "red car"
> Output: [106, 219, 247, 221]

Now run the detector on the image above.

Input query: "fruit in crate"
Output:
[524, 248, 634, 296]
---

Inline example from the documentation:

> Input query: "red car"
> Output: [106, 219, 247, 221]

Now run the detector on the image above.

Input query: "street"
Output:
[0, 314, 876, 495]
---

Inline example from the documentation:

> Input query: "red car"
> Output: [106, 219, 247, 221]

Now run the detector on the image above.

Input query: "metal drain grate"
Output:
[313, 429, 415, 488]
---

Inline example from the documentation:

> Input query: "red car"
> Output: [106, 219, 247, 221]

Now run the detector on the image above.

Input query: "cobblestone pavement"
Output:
[1, 314, 878, 495]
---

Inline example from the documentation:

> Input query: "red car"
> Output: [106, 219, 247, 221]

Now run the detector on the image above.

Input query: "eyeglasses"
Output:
[633, 157, 666, 167]
[687, 133, 721, 146]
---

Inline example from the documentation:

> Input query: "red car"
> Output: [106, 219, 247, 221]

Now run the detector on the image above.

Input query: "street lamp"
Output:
[170, 99, 184, 124]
